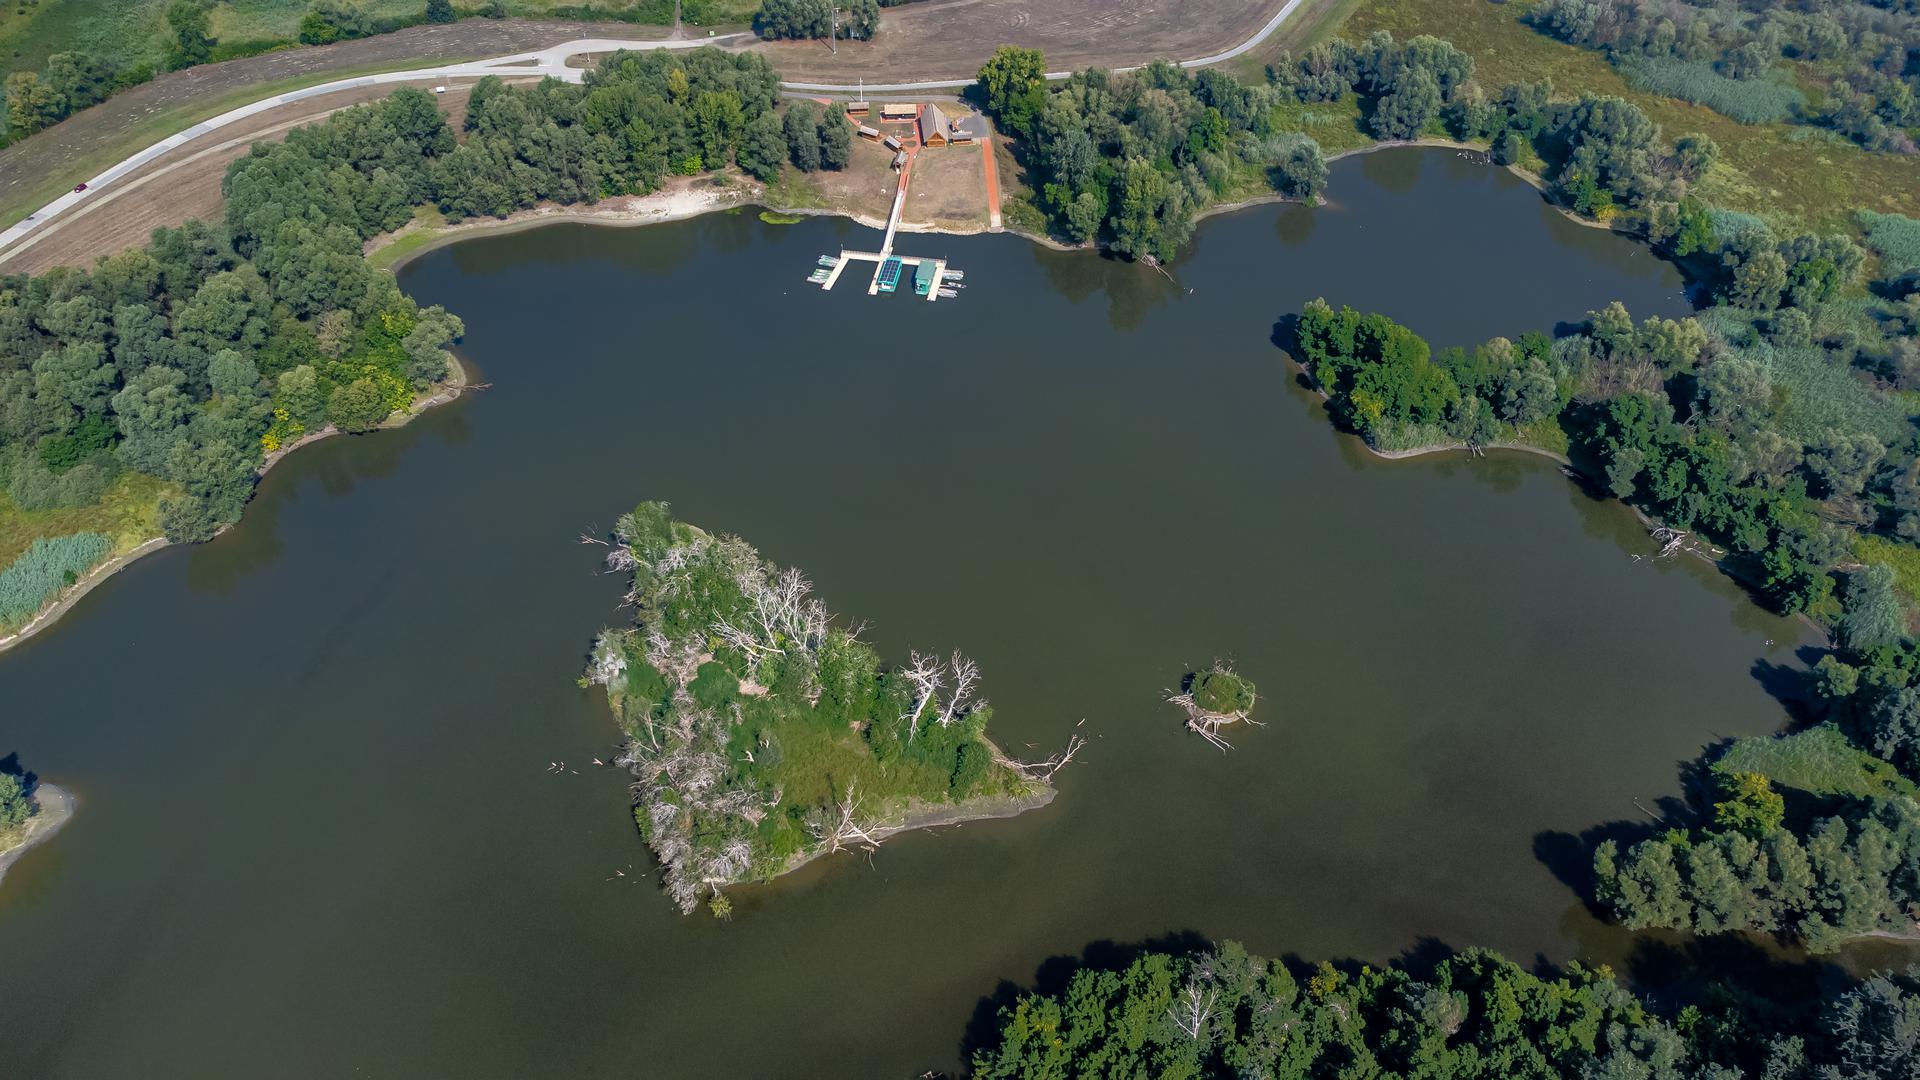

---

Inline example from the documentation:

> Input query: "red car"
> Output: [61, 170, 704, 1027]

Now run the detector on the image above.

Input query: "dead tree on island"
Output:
[1169, 661, 1262, 753]
[993, 733, 1087, 782]
[808, 781, 886, 854]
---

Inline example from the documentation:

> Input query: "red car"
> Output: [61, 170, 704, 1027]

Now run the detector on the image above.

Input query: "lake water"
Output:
[0, 149, 1829, 1077]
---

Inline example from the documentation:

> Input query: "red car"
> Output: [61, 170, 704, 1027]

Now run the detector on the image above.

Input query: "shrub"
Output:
[0, 533, 113, 626]
[1697, 308, 1907, 445]
[1859, 211, 1920, 281]
[1715, 723, 1917, 800]
[0, 773, 33, 829]
[1615, 56, 1803, 125]
[1189, 667, 1256, 715]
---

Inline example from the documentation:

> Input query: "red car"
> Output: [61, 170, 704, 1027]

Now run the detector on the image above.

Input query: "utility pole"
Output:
[829, 5, 838, 53]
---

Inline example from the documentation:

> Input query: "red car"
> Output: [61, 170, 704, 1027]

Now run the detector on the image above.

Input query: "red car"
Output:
[72, 182, 87, 193]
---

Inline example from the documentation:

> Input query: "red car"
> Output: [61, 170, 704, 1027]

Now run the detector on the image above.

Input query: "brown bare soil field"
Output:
[759, 0, 1289, 83]
[797, 138, 904, 224]
[903, 144, 988, 229]
[0, 21, 672, 220]
[1, 81, 507, 274]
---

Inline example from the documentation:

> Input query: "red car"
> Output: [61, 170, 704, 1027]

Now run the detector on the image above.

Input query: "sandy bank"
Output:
[0, 355, 472, 659]
[0, 783, 75, 886]
[872, 784, 1059, 840]
[370, 181, 764, 272]
[767, 782, 1060, 886]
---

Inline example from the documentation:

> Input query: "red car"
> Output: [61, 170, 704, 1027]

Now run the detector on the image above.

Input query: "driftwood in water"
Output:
[1169, 661, 1261, 753]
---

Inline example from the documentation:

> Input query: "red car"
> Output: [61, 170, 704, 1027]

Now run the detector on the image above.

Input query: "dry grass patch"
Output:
[1252, 0, 1920, 233]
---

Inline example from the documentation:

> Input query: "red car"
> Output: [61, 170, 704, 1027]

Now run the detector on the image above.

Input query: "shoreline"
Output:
[1335, 402, 1825, 638]
[0, 354, 472, 659]
[0, 141, 1634, 659]
[0, 783, 75, 886]
[365, 134, 1608, 273]
[766, 782, 1060, 885]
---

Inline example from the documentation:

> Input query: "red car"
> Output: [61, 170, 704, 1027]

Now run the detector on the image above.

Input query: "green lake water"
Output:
[0, 149, 1857, 1076]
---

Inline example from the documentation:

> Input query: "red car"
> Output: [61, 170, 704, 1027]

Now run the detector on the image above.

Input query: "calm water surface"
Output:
[0, 150, 1834, 1076]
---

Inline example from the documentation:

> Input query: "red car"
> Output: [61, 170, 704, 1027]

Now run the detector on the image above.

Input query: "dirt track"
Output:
[761, 0, 1288, 83]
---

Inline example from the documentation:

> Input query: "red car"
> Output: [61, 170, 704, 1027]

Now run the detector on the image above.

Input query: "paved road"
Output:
[0, 37, 745, 258]
[0, 0, 1308, 260]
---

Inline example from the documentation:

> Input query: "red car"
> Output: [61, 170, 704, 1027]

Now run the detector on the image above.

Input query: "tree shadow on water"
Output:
[958, 929, 1212, 1065]
[1535, 818, 1666, 912]
[0, 752, 37, 796]
[1751, 655, 1819, 728]
[1623, 931, 1847, 1012]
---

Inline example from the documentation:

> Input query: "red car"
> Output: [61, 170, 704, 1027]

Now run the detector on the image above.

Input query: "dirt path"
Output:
[980, 136, 1002, 229]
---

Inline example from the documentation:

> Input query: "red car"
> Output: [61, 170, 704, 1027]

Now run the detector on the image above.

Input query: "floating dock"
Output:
[802, 144, 960, 302]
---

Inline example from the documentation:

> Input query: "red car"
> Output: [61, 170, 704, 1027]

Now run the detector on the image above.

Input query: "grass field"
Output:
[1237, 0, 1920, 235]
[0, 0, 168, 76]
[1715, 723, 1918, 801]
[0, 472, 169, 567]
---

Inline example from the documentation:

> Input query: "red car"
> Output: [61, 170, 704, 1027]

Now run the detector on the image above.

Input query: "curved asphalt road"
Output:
[0, 0, 1305, 259]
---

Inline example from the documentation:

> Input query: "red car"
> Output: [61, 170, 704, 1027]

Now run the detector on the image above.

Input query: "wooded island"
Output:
[586, 502, 1070, 914]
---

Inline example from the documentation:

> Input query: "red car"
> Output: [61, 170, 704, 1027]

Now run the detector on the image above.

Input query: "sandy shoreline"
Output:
[0, 354, 473, 659]
[768, 783, 1060, 886]
[0, 783, 74, 886]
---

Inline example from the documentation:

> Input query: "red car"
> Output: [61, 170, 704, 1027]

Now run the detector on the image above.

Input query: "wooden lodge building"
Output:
[917, 103, 974, 148]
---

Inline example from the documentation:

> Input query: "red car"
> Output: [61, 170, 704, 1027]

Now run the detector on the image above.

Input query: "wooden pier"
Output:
[804, 141, 958, 303]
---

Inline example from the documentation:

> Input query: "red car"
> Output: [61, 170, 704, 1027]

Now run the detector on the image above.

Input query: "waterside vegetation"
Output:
[585, 502, 1071, 914]
[0, 45, 826, 643]
[969, 938, 1920, 1079]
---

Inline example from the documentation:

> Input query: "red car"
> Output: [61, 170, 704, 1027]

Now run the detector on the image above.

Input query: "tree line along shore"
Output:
[0, 14, 1918, 1074]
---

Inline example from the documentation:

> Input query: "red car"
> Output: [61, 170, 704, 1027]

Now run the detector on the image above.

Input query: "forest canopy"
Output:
[969, 939, 1920, 1078]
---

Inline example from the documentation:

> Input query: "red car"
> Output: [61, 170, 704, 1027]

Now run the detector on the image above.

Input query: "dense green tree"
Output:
[738, 110, 785, 182]
[0, 773, 33, 829]
[325, 377, 391, 432]
[975, 46, 1047, 137]
[165, 0, 215, 70]
[1595, 796, 1920, 951]
[783, 100, 821, 172]
[817, 108, 851, 170]
[426, 0, 455, 23]
[754, 0, 832, 40]
[1370, 66, 1442, 139]
[1713, 771, 1786, 837]
[298, 0, 375, 45]
[845, 0, 879, 39]
[5, 72, 63, 137]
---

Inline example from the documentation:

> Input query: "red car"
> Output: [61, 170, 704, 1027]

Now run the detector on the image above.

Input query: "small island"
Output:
[1169, 662, 1260, 751]
[0, 768, 73, 886]
[585, 502, 1073, 915]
